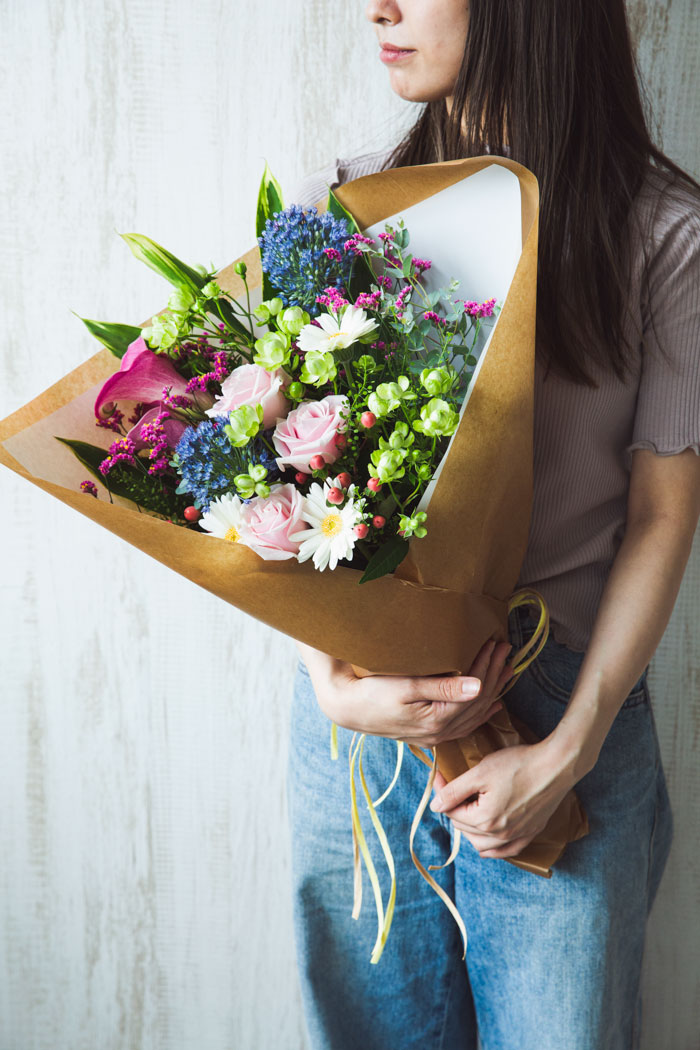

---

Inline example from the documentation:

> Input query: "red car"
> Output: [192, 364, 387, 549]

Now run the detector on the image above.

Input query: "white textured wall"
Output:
[0, 2, 697, 1048]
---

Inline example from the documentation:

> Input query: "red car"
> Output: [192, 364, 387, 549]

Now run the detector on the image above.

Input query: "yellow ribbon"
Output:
[404, 588, 550, 956]
[500, 587, 550, 693]
[330, 587, 550, 963]
[345, 733, 402, 964]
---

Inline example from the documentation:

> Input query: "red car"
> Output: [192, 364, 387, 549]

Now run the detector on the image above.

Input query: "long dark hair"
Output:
[386, 0, 700, 385]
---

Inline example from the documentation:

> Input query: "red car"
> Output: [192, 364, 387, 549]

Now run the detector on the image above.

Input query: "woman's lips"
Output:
[379, 45, 415, 64]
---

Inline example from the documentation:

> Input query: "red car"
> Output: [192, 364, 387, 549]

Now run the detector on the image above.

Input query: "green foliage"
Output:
[359, 535, 410, 584]
[56, 438, 189, 521]
[75, 317, 144, 359]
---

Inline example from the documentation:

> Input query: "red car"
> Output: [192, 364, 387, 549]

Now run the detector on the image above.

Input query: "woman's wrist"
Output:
[540, 709, 603, 785]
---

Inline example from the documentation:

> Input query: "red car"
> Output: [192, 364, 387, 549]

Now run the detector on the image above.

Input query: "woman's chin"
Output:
[386, 71, 452, 105]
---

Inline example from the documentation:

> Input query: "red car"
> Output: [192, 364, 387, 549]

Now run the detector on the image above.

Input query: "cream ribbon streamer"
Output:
[331, 587, 549, 962]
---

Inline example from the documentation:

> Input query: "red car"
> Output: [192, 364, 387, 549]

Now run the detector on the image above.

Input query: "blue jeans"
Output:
[287, 607, 673, 1050]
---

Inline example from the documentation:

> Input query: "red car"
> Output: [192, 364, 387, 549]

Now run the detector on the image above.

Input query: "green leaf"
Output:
[327, 187, 361, 235]
[74, 315, 144, 359]
[119, 233, 207, 295]
[57, 438, 188, 519]
[358, 535, 410, 584]
[56, 438, 133, 500]
[256, 162, 285, 240]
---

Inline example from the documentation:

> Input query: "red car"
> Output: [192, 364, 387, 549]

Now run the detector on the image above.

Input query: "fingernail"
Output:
[461, 679, 480, 697]
[430, 796, 443, 812]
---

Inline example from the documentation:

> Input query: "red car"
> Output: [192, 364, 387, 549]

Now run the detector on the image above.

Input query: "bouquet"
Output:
[0, 156, 588, 962]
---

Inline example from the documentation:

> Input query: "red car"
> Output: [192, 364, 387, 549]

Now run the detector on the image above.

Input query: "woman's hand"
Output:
[297, 638, 515, 747]
[429, 741, 577, 859]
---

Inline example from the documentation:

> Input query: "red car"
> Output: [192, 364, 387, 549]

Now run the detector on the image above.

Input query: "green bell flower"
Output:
[142, 311, 184, 350]
[398, 511, 428, 538]
[253, 298, 284, 324]
[420, 366, 456, 397]
[201, 280, 222, 300]
[224, 404, 264, 447]
[367, 375, 415, 418]
[413, 397, 460, 438]
[285, 381, 306, 401]
[278, 306, 310, 337]
[234, 463, 270, 499]
[300, 350, 337, 387]
[234, 260, 247, 277]
[167, 287, 196, 314]
[378, 421, 415, 453]
[368, 448, 407, 484]
[253, 330, 291, 370]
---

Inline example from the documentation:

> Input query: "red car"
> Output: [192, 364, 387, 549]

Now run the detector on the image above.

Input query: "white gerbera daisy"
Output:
[199, 492, 249, 545]
[297, 304, 378, 355]
[290, 482, 361, 571]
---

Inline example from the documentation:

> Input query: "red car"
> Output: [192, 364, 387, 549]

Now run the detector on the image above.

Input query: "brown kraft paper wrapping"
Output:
[0, 156, 588, 877]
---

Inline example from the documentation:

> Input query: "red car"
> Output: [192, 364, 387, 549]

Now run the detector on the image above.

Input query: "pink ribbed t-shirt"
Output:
[289, 147, 700, 651]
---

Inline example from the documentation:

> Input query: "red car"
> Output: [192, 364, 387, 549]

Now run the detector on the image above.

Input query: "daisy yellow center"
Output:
[321, 513, 342, 537]
[224, 525, 240, 543]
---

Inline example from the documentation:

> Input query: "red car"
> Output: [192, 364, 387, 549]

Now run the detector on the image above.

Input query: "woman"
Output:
[287, 2, 700, 1048]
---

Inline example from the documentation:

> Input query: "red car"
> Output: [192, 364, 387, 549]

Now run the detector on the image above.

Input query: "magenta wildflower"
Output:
[323, 247, 342, 262]
[139, 410, 175, 476]
[376, 274, 393, 289]
[412, 257, 432, 274]
[99, 437, 137, 476]
[355, 290, 382, 310]
[378, 231, 394, 243]
[462, 297, 497, 318]
[161, 388, 194, 411]
[343, 233, 374, 256]
[128, 403, 147, 425]
[316, 286, 350, 312]
[423, 310, 449, 325]
[80, 480, 98, 497]
[95, 406, 124, 434]
[185, 350, 230, 393]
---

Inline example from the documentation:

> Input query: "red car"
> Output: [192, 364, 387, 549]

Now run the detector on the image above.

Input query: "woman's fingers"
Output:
[480, 641, 514, 698]
[465, 639, 497, 683]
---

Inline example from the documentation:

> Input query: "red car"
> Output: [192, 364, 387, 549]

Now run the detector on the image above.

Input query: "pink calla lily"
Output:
[126, 406, 188, 451]
[94, 337, 189, 419]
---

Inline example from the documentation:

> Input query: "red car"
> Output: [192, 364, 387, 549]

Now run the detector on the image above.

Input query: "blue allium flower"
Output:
[174, 416, 280, 510]
[258, 205, 353, 313]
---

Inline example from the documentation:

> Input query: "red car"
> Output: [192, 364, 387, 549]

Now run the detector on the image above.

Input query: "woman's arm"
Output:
[430, 447, 700, 859]
[295, 638, 515, 747]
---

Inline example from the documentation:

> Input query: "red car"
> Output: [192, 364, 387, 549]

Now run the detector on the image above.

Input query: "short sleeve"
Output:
[286, 158, 341, 211]
[285, 146, 396, 211]
[626, 184, 700, 459]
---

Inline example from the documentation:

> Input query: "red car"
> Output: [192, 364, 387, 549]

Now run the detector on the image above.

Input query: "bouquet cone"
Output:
[0, 157, 588, 887]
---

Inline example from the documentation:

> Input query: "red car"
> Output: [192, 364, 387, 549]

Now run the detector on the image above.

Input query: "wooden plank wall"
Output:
[0, 2, 697, 1047]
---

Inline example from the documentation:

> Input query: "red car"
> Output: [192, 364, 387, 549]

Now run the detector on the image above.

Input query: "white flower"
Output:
[199, 492, 249, 545]
[290, 481, 362, 571]
[297, 304, 378, 355]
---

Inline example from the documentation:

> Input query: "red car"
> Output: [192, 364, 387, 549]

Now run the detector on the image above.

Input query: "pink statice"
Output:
[462, 297, 497, 318]
[99, 437, 137, 476]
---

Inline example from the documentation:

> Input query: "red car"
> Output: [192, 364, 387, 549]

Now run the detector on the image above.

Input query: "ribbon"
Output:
[330, 586, 550, 962]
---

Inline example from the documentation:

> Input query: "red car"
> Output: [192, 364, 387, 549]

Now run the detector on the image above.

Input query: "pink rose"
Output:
[240, 483, 308, 561]
[206, 364, 289, 429]
[272, 395, 348, 474]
